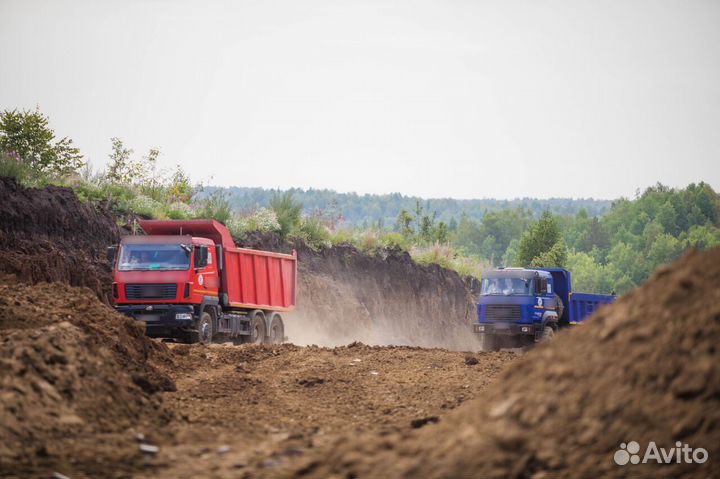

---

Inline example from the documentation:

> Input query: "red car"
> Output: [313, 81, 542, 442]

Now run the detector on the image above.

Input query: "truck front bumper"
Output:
[473, 323, 536, 336]
[115, 304, 195, 338]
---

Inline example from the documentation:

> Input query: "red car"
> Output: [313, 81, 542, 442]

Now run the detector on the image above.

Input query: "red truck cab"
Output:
[109, 220, 297, 344]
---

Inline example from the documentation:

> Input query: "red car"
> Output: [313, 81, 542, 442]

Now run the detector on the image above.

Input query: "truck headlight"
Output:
[477, 325, 485, 332]
[175, 313, 193, 320]
[521, 327, 529, 333]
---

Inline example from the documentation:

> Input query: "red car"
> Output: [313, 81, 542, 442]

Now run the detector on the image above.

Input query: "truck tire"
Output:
[194, 312, 213, 345]
[249, 310, 266, 344]
[538, 325, 555, 343]
[267, 313, 284, 344]
[553, 293, 565, 320]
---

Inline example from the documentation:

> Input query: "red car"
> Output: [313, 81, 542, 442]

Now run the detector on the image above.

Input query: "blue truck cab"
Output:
[473, 267, 615, 349]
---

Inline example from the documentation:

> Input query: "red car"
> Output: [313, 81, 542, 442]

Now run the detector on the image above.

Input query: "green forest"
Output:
[454, 184, 720, 294]
[204, 186, 612, 228]
[2, 108, 719, 295]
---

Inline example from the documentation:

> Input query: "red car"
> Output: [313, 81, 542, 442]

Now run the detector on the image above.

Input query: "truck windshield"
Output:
[118, 244, 191, 271]
[480, 277, 532, 296]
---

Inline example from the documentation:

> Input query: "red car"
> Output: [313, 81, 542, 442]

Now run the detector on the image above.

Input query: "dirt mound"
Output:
[240, 233, 481, 351]
[0, 278, 175, 477]
[279, 248, 720, 479]
[0, 176, 119, 303]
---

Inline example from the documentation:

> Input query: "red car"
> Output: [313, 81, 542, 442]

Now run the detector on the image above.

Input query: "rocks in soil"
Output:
[464, 355, 479, 365]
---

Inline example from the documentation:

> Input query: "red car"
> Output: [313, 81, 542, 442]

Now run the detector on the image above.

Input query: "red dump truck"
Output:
[107, 220, 297, 344]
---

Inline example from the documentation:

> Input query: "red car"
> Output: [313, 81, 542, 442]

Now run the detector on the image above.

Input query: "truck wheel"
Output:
[194, 312, 213, 345]
[538, 325, 555, 343]
[249, 311, 266, 344]
[553, 293, 565, 320]
[267, 313, 284, 344]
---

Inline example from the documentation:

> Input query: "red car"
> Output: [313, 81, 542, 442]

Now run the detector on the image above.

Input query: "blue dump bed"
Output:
[567, 292, 615, 324]
[533, 268, 615, 326]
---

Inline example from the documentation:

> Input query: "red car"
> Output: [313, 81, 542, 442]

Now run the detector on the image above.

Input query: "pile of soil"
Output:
[279, 248, 720, 479]
[0, 177, 119, 303]
[240, 232, 481, 351]
[0, 278, 175, 477]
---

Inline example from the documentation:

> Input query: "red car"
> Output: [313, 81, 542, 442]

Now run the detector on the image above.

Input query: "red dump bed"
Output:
[139, 220, 297, 312]
[222, 247, 297, 311]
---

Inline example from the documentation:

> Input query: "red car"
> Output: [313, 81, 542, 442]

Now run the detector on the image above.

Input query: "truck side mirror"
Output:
[194, 245, 208, 269]
[106, 246, 117, 266]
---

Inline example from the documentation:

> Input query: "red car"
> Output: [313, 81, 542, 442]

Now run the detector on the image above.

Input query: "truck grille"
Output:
[125, 283, 177, 300]
[486, 305, 521, 321]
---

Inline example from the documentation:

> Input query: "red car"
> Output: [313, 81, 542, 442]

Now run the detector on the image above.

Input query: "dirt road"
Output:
[136, 343, 516, 478]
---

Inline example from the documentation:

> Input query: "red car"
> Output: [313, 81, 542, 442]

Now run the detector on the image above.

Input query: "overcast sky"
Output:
[1, 0, 718, 200]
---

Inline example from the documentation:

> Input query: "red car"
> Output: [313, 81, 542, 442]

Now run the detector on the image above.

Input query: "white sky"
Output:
[1, 0, 718, 199]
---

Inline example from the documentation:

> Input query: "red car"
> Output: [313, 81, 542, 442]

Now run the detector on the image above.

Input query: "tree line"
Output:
[444, 183, 719, 294]
[205, 185, 611, 228]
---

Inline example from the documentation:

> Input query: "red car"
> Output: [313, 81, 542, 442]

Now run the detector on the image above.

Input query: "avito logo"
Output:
[614, 441, 709, 466]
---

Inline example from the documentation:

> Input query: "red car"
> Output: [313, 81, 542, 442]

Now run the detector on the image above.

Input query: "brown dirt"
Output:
[0, 277, 516, 479]
[135, 342, 516, 479]
[0, 279, 175, 478]
[0, 177, 119, 303]
[269, 248, 720, 479]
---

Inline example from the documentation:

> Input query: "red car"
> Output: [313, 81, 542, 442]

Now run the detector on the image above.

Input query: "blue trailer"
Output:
[473, 267, 615, 350]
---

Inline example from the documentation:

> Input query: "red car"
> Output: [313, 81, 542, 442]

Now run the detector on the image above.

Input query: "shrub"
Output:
[410, 243, 486, 279]
[247, 208, 281, 233]
[0, 151, 30, 182]
[225, 209, 282, 239]
[293, 217, 331, 250]
[166, 201, 193, 220]
[270, 191, 302, 238]
[354, 229, 381, 253]
[226, 217, 249, 238]
[127, 194, 165, 218]
[328, 229, 410, 254]
[195, 191, 232, 223]
[379, 232, 409, 251]
[329, 229, 354, 246]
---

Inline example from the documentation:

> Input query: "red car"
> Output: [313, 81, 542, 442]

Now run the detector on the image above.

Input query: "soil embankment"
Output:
[0, 177, 119, 303]
[241, 234, 481, 350]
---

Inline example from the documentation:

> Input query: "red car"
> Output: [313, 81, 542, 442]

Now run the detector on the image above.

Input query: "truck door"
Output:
[194, 244, 220, 299]
[547, 270, 571, 324]
[536, 277, 560, 321]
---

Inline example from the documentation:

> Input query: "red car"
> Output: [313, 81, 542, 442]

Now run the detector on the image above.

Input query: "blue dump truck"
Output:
[473, 267, 615, 350]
